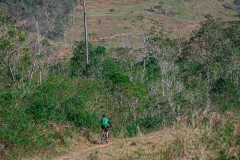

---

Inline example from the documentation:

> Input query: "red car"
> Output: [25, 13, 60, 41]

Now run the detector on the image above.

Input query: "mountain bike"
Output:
[101, 126, 110, 144]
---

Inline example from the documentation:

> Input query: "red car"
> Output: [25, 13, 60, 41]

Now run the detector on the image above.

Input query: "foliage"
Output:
[179, 19, 240, 111]
[0, 14, 240, 159]
[210, 77, 239, 111]
[0, 90, 53, 159]
[70, 40, 107, 78]
[109, 8, 115, 12]
[234, 0, 240, 6]
[0, 12, 31, 90]
[0, 0, 79, 39]
[203, 114, 240, 159]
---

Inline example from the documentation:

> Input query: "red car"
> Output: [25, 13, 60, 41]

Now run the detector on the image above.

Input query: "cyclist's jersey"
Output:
[100, 117, 109, 126]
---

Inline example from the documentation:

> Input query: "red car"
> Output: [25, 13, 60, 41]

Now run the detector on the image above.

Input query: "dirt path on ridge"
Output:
[57, 22, 198, 57]
[75, 0, 146, 8]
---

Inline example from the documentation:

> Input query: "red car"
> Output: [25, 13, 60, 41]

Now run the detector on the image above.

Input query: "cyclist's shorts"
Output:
[101, 125, 108, 132]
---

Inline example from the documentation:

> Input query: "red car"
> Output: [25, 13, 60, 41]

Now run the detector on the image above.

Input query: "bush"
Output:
[109, 8, 115, 12]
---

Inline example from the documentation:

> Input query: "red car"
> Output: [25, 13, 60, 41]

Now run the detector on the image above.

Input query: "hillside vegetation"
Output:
[67, 0, 239, 47]
[0, 0, 79, 39]
[0, 0, 240, 159]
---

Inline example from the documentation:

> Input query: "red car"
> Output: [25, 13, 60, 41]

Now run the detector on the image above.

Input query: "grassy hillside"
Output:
[66, 0, 238, 47]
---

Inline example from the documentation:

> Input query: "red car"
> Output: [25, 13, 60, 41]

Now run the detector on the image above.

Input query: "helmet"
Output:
[102, 114, 106, 117]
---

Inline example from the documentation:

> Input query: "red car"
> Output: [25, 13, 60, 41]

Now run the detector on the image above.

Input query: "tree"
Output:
[234, 0, 240, 6]
[234, 0, 240, 15]
[70, 40, 106, 78]
[179, 19, 240, 111]
[2, 0, 78, 39]
[0, 12, 31, 89]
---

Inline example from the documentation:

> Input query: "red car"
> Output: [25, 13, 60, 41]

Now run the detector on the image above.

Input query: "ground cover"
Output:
[65, 0, 238, 48]
[29, 111, 239, 160]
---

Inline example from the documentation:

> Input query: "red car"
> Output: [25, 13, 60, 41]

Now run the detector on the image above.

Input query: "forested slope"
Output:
[0, 1, 240, 159]
[0, 0, 78, 39]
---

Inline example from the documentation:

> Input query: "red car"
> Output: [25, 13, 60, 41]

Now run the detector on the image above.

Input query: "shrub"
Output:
[109, 8, 115, 12]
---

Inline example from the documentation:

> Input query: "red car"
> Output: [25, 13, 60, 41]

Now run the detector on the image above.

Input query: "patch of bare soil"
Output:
[58, 47, 71, 57]
[165, 22, 199, 31]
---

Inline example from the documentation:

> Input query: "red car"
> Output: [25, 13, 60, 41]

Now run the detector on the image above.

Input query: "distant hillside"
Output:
[66, 0, 238, 47]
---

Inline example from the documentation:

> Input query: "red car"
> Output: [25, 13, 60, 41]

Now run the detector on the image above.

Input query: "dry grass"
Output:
[19, 111, 238, 160]
[65, 0, 238, 48]
[45, 111, 239, 160]
[48, 127, 204, 160]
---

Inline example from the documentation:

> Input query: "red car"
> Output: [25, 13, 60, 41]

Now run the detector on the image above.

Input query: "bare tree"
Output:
[83, 0, 89, 77]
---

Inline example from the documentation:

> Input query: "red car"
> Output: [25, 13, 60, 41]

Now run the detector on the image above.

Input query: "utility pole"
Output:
[83, 0, 89, 77]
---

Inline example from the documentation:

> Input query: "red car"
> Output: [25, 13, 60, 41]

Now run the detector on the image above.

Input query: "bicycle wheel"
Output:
[108, 132, 110, 139]
[101, 132, 106, 144]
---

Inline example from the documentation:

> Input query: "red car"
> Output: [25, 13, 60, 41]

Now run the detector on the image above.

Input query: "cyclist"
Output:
[100, 114, 112, 142]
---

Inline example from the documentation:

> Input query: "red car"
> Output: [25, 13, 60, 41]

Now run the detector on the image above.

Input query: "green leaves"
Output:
[180, 19, 240, 80]
[179, 19, 240, 111]
[107, 72, 130, 84]
[210, 77, 239, 111]
[70, 40, 107, 78]
[94, 46, 106, 55]
[234, 0, 240, 6]
[0, 12, 31, 90]
[0, 38, 11, 51]
[0, 12, 16, 26]
[7, 28, 16, 38]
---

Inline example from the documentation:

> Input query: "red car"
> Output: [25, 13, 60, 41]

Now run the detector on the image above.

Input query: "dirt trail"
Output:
[58, 142, 114, 160]
[89, 32, 133, 42]
[57, 22, 198, 57]
[53, 127, 202, 160]
[76, 0, 145, 8]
